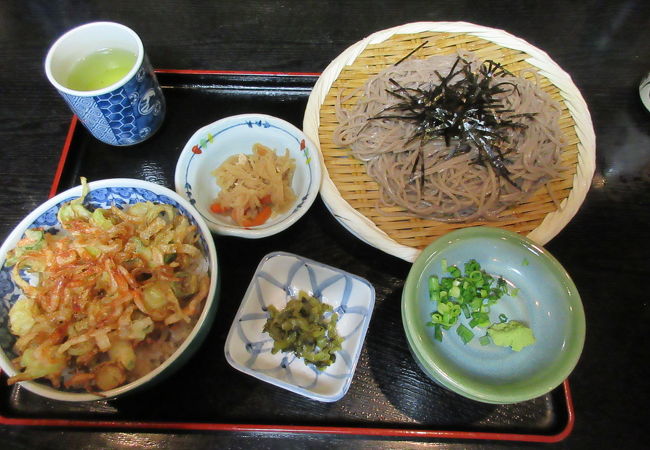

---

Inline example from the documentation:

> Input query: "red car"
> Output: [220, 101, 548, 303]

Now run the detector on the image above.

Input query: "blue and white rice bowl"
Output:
[225, 252, 375, 402]
[0, 178, 219, 401]
[174, 113, 322, 238]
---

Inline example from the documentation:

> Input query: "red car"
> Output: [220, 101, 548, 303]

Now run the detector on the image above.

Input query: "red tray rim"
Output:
[1, 69, 575, 443]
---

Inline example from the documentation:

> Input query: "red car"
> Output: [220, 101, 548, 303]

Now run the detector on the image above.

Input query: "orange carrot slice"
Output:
[241, 206, 272, 227]
[210, 202, 226, 214]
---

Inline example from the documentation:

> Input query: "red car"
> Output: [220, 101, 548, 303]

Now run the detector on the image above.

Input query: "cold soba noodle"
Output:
[334, 51, 565, 222]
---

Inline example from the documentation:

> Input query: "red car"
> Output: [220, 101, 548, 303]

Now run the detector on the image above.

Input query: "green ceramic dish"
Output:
[401, 227, 585, 404]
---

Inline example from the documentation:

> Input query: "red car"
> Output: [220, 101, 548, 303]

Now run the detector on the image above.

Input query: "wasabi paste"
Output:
[487, 321, 536, 351]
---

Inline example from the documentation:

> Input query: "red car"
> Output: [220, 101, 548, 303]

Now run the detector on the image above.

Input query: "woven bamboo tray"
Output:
[303, 22, 595, 262]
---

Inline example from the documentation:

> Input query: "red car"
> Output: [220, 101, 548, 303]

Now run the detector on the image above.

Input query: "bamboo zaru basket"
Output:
[303, 23, 595, 262]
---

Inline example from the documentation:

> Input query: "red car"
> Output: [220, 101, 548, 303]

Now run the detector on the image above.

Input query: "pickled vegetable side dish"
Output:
[210, 143, 296, 227]
[263, 291, 344, 370]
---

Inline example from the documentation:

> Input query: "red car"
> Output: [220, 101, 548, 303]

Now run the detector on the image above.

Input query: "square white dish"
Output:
[224, 251, 375, 402]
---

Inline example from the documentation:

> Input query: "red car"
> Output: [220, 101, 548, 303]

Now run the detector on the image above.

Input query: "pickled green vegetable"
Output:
[263, 291, 344, 370]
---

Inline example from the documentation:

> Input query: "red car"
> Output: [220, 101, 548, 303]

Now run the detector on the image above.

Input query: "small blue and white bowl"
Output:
[225, 252, 375, 402]
[174, 114, 322, 238]
[0, 179, 219, 401]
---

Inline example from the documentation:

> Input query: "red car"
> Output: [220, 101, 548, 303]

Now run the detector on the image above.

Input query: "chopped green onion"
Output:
[479, 335, 491, 346]
[428, 275, 439, 293]
[465, 260, 481, 272]
[456, 324, 474, 344]
[425, 258, 526, 348]
[434, 324, 443, 342]
[522, 258, 529, 266]
[461, 303, 471, 319]
[469, 311, 490, 328]
[468, 271, 483, 283]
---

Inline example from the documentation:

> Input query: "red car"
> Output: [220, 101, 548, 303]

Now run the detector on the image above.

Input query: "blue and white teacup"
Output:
[45, 22, 165, 146]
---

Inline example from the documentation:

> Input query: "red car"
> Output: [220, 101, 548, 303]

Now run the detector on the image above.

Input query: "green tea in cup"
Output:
[65, 48, 137, 91]
[45, 22, 166, 146]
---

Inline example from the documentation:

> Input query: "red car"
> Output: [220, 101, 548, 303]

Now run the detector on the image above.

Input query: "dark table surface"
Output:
[1, 1, 649, 448]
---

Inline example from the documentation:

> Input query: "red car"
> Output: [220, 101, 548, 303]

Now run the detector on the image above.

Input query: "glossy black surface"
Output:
[0, 74, 569, 437]
[1, 1, 649, 448]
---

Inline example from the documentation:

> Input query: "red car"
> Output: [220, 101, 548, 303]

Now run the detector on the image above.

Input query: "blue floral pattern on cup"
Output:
[60, 56, 165, 146]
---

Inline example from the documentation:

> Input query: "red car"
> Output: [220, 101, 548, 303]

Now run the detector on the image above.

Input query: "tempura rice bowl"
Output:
[0, 179, 219, 401]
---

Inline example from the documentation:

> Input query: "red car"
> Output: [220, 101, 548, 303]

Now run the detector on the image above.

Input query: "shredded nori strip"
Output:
[371, 55, 538, 188]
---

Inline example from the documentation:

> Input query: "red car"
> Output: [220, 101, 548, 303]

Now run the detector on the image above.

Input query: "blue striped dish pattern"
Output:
[225, 252, 375, 402]
[0, 186, 209, 360]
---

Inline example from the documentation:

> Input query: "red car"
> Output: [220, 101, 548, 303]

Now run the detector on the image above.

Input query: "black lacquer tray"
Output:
[0, 71, 574, 442]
